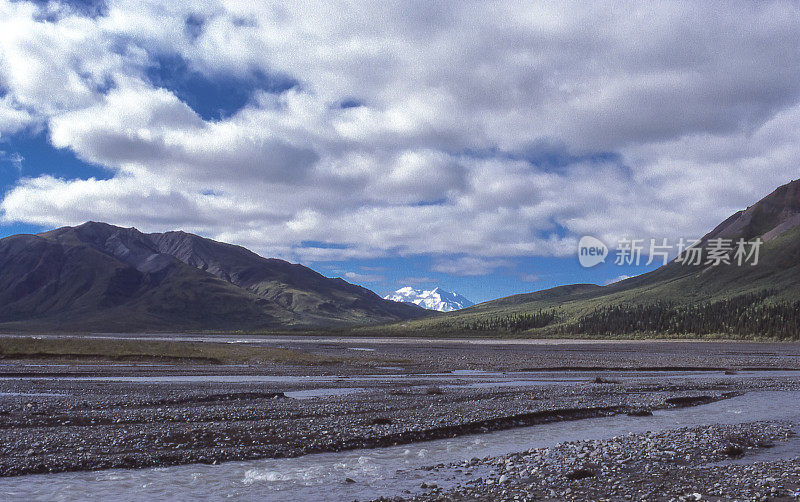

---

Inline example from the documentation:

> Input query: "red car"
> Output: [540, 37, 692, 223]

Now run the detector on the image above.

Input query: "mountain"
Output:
[384, 287, 474, 312]
[366, 179, 800, 339]
[704, 178, 800, 243]
[0, 222, 428, 331]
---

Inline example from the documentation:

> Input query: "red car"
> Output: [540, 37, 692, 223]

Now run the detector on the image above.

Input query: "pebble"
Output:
[408, 421, 800, 502]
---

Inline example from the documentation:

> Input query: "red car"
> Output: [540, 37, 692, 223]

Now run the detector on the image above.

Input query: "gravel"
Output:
[397, 421, 800, 502]
[1, 338, 798, 484]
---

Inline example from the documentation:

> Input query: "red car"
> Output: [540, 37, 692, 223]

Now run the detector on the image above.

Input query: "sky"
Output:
[0, 1, 798, 303]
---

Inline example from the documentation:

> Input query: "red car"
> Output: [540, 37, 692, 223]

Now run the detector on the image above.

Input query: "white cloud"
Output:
[0, 95, 34, 137]
[343, 271, 385, 283]
[603, 274, 631, 286]
[432, 257, 512, 276]
[0, 151, 23, 172]
[0, 0, 798, 269]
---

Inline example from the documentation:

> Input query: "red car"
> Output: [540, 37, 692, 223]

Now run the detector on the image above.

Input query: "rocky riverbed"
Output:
[394, 421, 800, 502]
[0, 337, 799, 501]
[4, 370, 781, 477]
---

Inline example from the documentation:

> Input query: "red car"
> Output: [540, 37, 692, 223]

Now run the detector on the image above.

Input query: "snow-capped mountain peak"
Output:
[384, 287, 474, 312]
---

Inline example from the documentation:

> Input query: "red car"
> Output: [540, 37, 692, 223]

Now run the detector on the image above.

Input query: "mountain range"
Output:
[384, 287, 474, 312]
[366, 179, 800, 339]
[0, 222, 427, 331]
[0, 179, 797, 337]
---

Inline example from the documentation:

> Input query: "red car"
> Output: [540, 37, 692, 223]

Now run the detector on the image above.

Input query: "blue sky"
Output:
[0, 1, 798, 304]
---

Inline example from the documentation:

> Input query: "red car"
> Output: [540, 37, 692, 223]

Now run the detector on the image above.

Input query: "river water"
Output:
[1, 390, 799, 502]
[3, 369, 798, 400]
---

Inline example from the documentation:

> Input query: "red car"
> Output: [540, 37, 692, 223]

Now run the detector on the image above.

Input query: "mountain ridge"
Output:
[0, 222, 428, 331]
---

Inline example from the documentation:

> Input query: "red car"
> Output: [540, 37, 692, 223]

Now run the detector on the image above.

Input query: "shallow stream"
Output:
[1, 390, 799, 501]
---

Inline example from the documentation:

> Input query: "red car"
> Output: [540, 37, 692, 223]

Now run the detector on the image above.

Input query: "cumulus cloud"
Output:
[0, 95, 34, 137]
[0, 0, 798, 270]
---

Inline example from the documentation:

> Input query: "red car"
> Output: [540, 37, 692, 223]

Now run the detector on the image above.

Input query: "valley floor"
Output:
[0, 336, 798, 500]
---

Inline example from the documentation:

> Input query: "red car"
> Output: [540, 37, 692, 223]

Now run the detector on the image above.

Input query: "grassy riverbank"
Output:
[0, 336, 339, 365]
